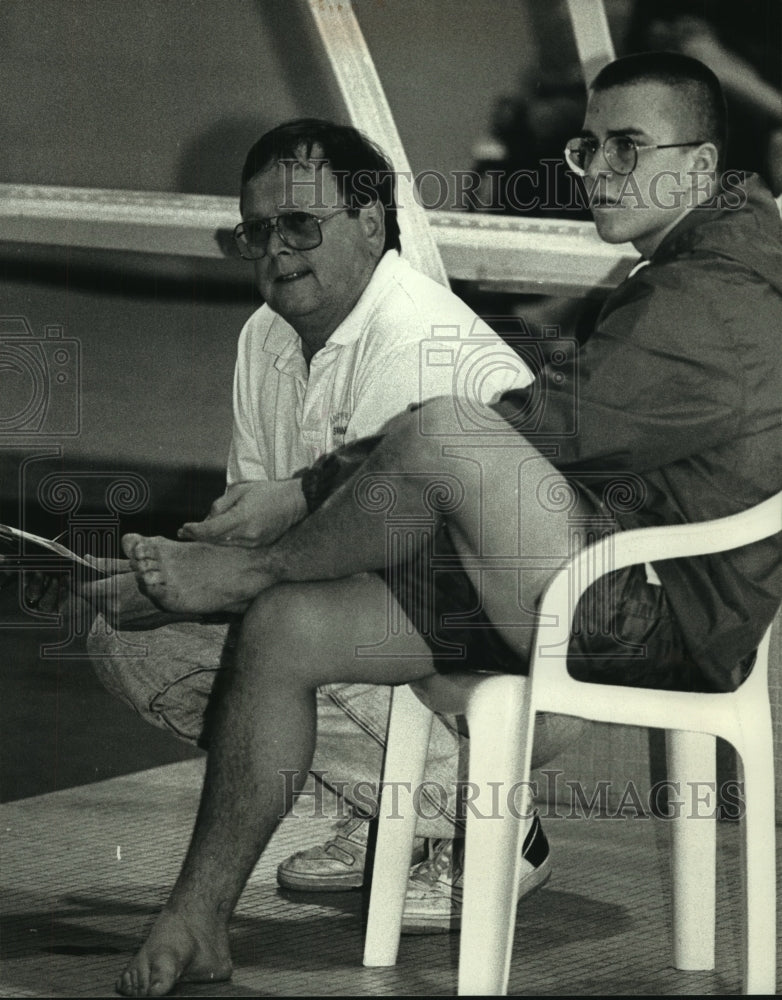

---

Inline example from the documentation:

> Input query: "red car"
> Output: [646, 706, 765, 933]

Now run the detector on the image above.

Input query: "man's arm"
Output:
[183, 307, 304, 546]
[178, 433, 385, 546]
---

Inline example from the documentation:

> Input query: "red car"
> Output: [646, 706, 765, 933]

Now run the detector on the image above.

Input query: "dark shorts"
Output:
[382, 515, 706, 693]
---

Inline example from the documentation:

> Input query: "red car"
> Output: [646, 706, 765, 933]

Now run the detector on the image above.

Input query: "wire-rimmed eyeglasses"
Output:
[233, 207, 350, 260]
[564, 135, 707, 176]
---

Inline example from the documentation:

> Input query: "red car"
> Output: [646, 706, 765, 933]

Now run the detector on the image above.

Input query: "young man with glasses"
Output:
[115, 54, 782, 996]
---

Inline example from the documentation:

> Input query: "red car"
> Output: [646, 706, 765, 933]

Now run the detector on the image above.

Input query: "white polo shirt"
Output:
[227, 250, 533, 483]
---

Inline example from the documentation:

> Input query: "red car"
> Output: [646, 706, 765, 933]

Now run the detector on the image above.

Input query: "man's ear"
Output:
[690, 141, 720, 174]
[359, 199, 386, 255]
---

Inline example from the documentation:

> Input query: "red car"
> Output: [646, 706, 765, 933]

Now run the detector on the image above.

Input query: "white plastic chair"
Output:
[364, 491, 782, 995]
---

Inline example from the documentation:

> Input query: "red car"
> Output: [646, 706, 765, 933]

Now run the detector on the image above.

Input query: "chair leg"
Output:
[665, 729, 716, 970]
[363, 684, 434, 967]
[736, 724, 777, 995]
[458, 676, 533, 996]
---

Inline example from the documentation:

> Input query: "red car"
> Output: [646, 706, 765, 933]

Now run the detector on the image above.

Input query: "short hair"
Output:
[240, 118, 401, 254]
[591, 53, 728, 166]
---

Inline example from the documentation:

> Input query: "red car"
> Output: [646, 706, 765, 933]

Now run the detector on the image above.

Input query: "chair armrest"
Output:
[537, 491, 782, 652]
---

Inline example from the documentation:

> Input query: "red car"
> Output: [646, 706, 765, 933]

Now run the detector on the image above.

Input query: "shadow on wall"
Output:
[175, 116, 276, 198]
[173, 0, 348, 196]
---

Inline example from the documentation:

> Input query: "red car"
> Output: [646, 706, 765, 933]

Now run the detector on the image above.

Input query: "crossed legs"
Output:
[117, 403, 598, 995]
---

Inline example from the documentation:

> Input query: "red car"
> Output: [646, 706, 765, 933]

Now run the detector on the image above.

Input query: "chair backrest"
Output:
[529, 491, 782, 731]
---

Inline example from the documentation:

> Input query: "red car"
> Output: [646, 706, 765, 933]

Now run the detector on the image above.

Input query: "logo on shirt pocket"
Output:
[330, 411, 351, 446]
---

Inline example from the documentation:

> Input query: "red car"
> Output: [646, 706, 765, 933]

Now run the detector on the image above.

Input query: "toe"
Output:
[115, 969, 136, 997]
[134, 537, 168, 567]
[121, 533, 144, 560]
[116, 957, 150, 997]
[146, 954, 179, 997]
[134, 541, 155, 561]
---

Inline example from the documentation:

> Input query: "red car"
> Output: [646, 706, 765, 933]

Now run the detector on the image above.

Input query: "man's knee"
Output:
[239, 585, 331, 682]
[417, 395, 537, 444]
[403, 396, 477, 458]
[372, 399, 472, 511]
[242, 586, 303, 642]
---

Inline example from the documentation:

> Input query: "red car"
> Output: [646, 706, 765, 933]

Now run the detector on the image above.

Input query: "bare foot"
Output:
[122, 534, 277, 615]
[116, 907, 232, 997]
[81, 570, 206, 631]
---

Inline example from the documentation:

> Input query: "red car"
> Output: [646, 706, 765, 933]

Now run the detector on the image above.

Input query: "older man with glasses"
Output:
[79, 118, 560, 940]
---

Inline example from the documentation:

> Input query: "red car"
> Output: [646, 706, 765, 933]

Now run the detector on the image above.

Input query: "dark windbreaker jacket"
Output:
[498, 174, 782, 691]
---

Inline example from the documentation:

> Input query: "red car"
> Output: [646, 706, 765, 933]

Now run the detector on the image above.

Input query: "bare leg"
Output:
[117, 402, 599, 994]
[125, 399, 600, 660]
[267, 397, 601, 657]
[116, 574, 437, 997]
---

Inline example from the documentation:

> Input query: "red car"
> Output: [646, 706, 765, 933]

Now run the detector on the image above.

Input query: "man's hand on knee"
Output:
[177, 479, 307, 548]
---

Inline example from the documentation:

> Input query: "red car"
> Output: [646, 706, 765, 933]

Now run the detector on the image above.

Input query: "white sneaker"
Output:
[277, 816, 370, 891]
[277, 816, 428, 891]
[401, 812, 552, 935]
